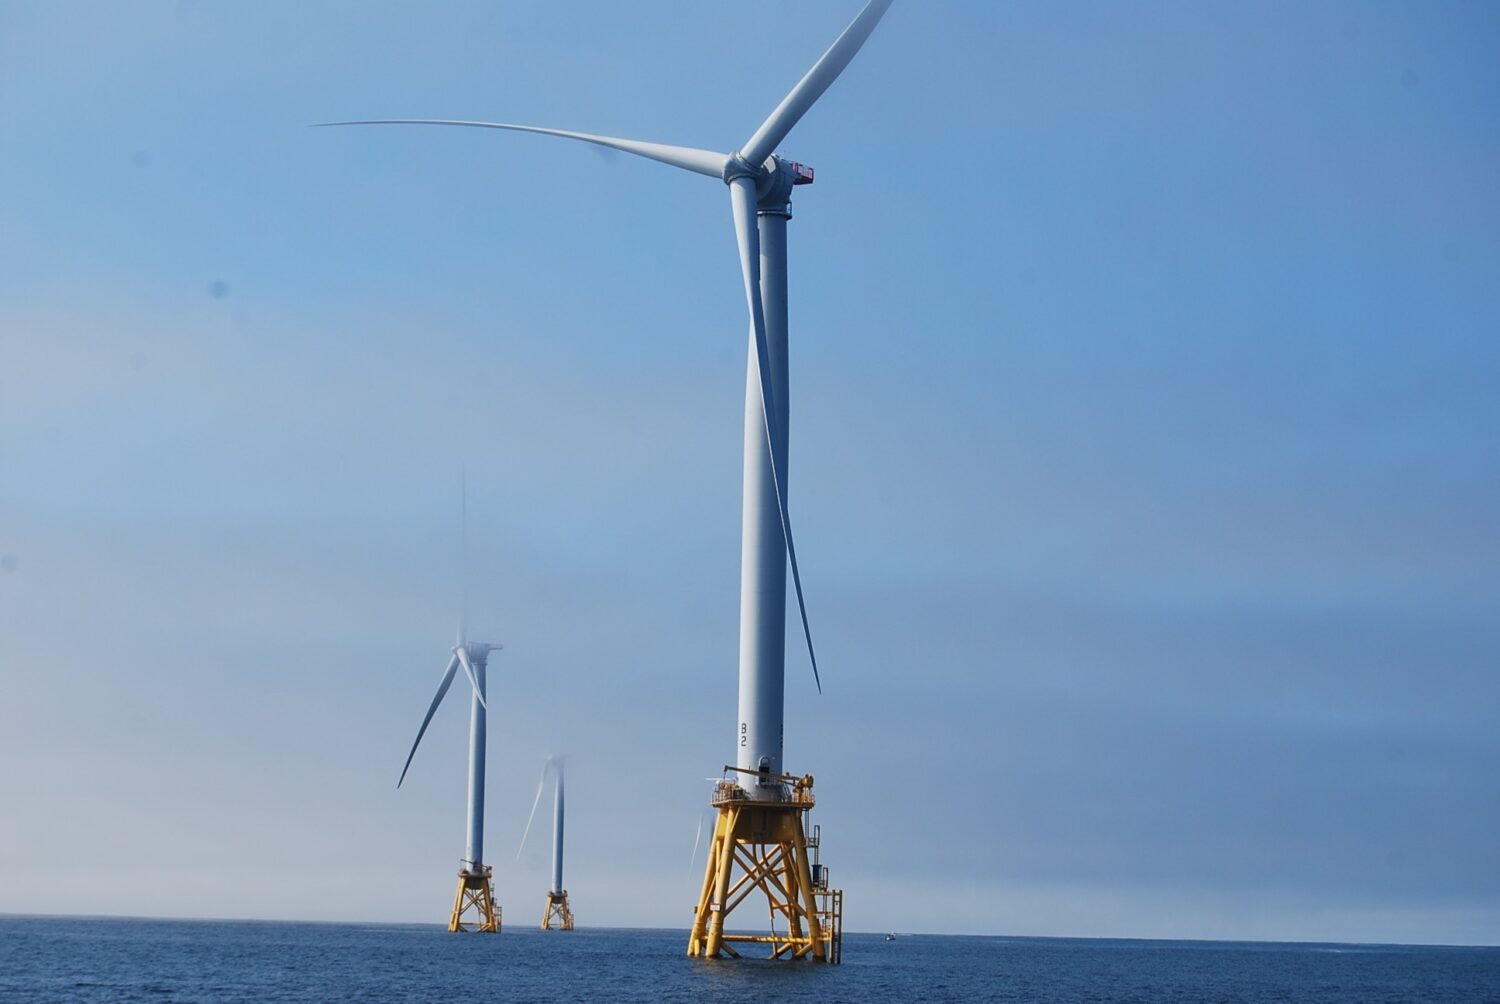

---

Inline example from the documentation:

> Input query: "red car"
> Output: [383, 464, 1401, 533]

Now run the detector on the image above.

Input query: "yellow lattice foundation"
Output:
[687, 771, 842, 963]
[541, 890, 575, 930]
[449, 866, 500, 932]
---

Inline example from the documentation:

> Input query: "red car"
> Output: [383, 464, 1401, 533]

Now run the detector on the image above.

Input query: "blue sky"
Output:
[2, 1, 1497, 944]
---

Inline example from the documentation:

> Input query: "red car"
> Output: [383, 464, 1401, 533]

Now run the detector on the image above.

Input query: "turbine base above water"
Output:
[450, 866, 501, 934]
[688, 769, 843, 963]
[541, 890, 574, 932]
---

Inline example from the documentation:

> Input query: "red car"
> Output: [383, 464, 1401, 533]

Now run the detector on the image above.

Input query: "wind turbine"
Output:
[518, 757, 573, 930]
[397, 482, 504, 933]
[321, 0, 893, 962]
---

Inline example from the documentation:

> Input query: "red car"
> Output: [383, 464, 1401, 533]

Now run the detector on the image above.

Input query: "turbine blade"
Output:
[740, 0, 894, 167]
[455, 647, 488, 709]
[397, 654, 460, 788]
[689, 812, 705, 873]
[727, 179, 821, 693]
[516, 761, 550, 861]
[314, 119, 730, 178]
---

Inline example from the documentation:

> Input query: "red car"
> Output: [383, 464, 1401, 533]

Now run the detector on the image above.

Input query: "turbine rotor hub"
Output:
[721, 153, 762, 185]
[459, 641, 499, 663]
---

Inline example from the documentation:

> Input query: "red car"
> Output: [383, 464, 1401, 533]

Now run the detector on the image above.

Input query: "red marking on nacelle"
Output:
[787, 161, 815, 185]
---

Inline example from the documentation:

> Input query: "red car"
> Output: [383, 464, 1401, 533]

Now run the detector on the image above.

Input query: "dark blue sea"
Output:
[1, 916, 1496, 1002]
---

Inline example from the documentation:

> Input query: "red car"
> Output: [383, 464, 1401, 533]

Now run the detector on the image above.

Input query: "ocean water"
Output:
[1, 916, 1496, 1002]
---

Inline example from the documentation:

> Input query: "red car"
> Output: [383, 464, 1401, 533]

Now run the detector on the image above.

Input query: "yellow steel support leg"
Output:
[449, 866, 500, 933]
[791, 820, 826, 961]
[688, 809, 726, 955]
[702, 806, 739, 958]
[686, 774, 842, 963]
[781, 849, 804, 952]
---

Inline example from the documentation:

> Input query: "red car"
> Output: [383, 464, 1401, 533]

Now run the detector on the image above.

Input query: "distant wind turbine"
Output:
[397, 478, 503, 933]
[518, 756, 573, 930]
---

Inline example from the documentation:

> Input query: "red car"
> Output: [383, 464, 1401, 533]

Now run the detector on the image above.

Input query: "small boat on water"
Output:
[885, 933, 897, 941]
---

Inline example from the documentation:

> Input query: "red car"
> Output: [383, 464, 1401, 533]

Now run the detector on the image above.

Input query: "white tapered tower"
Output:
[551, 763, 564, 896]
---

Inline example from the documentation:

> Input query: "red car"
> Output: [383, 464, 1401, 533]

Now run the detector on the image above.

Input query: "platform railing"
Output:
[710, 767, 818, 807]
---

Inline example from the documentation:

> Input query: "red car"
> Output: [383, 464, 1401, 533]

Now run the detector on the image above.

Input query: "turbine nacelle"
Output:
[458, 641, 500, 664]
[722, 155, 814, 208]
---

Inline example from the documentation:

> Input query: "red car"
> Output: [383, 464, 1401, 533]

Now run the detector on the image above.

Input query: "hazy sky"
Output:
[2, 1, 1497, 945]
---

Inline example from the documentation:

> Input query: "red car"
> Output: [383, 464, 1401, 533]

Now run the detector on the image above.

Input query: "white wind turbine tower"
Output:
[396, 482, 504, 932]
[322, 0, 894, 962]
[517, 757, 573, 930]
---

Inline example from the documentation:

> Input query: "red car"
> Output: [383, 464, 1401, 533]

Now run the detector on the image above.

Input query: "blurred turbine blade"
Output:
[397, 654, 460, 788]
[516, 761, 550, 861]
[314, 119, 730, 178]
[739, 0, 894, 167]
[689, 812, 706, 873]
